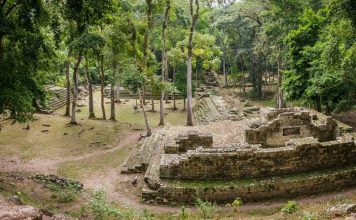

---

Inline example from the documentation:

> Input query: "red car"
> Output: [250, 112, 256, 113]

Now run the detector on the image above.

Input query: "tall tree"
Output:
[159, 0, 171, 126]
[186, 0, 199, 126]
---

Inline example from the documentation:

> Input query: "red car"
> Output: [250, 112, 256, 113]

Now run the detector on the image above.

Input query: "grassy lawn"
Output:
[0, 90, 186, 160]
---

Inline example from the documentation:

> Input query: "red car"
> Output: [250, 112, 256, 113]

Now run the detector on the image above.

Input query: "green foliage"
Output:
[89, 190, 124, 220]
[281, 200, 298, 214]
[121, 65, 146, 93]
[195, 198, 218, 219]
[174, 72, 196, 98]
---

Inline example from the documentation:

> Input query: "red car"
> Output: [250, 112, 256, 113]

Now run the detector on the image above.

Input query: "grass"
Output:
[57, 145, 131, 180]
[0, 90, 186, 160]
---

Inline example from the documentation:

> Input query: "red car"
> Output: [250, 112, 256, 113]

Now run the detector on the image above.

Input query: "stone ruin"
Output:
[39, 85, 88, 112]
[104, 85, 184, 100]
[122, 107, 356, 204]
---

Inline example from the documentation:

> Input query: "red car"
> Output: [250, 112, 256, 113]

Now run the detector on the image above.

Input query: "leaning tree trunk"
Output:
[186, 0, 199, 126]
[70, 52, 82, 125]
[65, 49, 72, 117]
[138, 88, 152, 137]
[110, 84, 116, 121]
[84, 56, 95, 119]
[99, 57, 106, 120]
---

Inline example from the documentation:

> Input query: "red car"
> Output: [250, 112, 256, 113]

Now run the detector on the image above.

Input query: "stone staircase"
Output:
[122, 129, 166, 174]
[193, 94, 241, 125]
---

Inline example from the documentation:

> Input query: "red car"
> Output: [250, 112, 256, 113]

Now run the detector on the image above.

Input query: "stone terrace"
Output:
[140, 107, 356, 204]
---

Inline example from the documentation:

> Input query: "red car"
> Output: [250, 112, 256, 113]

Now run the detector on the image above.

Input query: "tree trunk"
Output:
[159, 0, 171, 126]
[138, 88, 152, 137]
[183, 98, 186, 110]
[100, 57, 106, 120]
[173, 66, 177, 110]
[84, 56, 95, 119]
[70, 52, 82, 125]
[186, 0, 199, 126]
[110, 84, 116, 121]
[115, 85, 120, 103]
[223, 48, 228, 87]
[276, 58, 286, 109]
[239, 55, 246, 96]
[65, 49, 72, 117]
[151, 92, 155, 112]
[315, 97, 322, 112]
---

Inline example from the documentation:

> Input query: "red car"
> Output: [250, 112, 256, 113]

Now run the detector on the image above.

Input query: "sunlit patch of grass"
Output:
[57, 146, 130, 181]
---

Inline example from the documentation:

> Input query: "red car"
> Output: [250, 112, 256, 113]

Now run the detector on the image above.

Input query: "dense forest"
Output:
[0, 0, 355, 124]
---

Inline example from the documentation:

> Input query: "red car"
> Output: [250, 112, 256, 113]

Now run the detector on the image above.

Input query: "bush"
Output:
[195, 198, 218, 219]
[281, 200, 298, 214]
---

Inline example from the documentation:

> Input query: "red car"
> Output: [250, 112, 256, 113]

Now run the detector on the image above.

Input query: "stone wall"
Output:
[159, 136, 356, 180]
[164, 131, 213, 154]
[144, 166, 356, 203]
[246, 108, 338, 147]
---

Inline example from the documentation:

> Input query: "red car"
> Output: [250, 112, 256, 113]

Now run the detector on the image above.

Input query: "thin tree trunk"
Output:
[173, 66, 177, 110]
[151, 91, 155, 112]
[110, 84, 116, 121]
[239, 54, 246, 96]
[138, 88, 152, 137]
[115, 85, 120, 103]
[186, 0, 199, 126]
[70, 52, 82, 125]
[276, 57, 285, 109]
[223, 48, 228, 87]
[65, 49, 72, 117]
[84, 55, 95, 119]
[183, 98, 186, 110]
[100, 57, 106, 120]
[159, 0, 171, 126]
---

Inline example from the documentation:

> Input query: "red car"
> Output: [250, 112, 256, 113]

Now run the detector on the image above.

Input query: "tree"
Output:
[122, 65, 152, 137]
[0, 0, 54, 122]
[159, 0, 171, 126]
[186, 0, 199, 126]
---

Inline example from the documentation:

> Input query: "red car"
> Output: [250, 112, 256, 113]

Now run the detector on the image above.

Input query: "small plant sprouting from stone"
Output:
[281, 200, 298, 214]
[232, 198, 243, 213]
[195, 198, 218, 219]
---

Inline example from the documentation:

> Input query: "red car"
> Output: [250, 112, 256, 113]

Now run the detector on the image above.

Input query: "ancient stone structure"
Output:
[134, 107, 356, 204]
[193, 91, 241, 125]
[160, 136, 355, 180]
[43, 85, 70, 111]
[246, 108, 338, 147]
[203, 71, 219, 87]
[164, 131, 213, 154]
[104, 85, 183, 100]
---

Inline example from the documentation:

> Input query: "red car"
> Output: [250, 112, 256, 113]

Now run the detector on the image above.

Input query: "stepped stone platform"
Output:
[139, 107, 356, 204]
[104, 85, 184, 100]
[121, 128, 167, 174]
[43, 85, 70, 111]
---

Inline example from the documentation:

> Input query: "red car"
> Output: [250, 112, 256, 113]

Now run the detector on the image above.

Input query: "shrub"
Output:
[281, 200, 298, 214]
[232, 198, 243, 213]
[195, 198, 218, 219]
